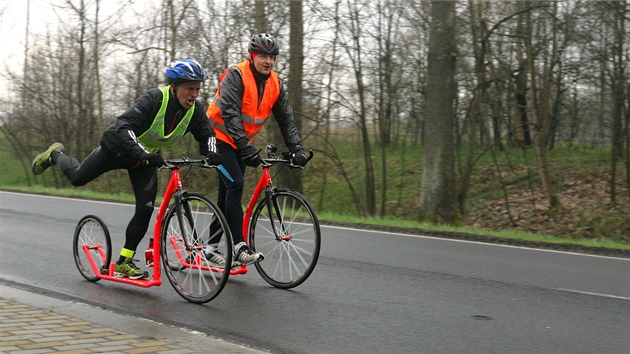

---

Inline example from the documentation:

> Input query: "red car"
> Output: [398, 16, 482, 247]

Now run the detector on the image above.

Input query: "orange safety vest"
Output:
[207, 61, 280, 148]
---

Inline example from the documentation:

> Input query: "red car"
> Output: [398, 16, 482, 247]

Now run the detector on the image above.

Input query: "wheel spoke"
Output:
[251, 190, 320, 288]
[161, 194, 232, 303]
[73, 215, 111, 282]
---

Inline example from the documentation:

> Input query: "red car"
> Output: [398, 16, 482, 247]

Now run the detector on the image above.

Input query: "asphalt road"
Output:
[1, 191, 628, 353]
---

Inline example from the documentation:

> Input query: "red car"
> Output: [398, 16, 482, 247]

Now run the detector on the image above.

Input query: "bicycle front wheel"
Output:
[249, 189, 321, 289]
[161, 192, 233, 303]
[73, 215, 111, 282]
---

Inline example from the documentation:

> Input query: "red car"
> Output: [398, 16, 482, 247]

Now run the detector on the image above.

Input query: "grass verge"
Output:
[3, 184, 628, 253]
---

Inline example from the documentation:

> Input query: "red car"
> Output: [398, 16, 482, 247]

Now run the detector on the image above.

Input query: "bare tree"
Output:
[254, 0, 267, 32]
[419, 0, 458, 223]
[61, 0, 97, 155]
[285, 0, 305, 192]
[342, 0, 376, 216]
[601, 1, 628, 206]
[523, 1, 561, 210]
[372, 0, 404, 217]
[305, 0, 353, 212]
[3, 0, 627, 233]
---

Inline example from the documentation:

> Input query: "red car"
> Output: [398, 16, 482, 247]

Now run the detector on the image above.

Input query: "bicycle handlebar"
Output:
[261, 144, 314, 169]
[160, 157, 234, 182]
[160, 157, 215, 170]
[158, 145, 314, 173]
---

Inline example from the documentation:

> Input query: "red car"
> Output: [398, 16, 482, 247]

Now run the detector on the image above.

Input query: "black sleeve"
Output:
[219, 67, 249, 147]
[272, 77, 302, 150]
[100, 89, 160, 160]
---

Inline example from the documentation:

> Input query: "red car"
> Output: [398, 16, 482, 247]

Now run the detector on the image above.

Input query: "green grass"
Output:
[1, 185, 137, 203]
[2, 183, 627, 252]
[2, 133, 627, 252]
[316, 211, 630, 251]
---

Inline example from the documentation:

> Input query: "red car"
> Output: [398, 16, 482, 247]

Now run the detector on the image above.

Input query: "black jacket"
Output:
[100, 87, 215, 161]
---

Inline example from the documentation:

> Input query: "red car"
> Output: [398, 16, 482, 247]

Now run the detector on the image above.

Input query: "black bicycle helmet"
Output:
[248, 33, 280, 56]
[165, 59, 209, 83]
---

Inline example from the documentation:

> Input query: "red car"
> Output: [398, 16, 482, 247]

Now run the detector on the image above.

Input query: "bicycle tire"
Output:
[160, 192, 233, 303]
[249, 188, 321, 289]
[73, 215, 111, 282]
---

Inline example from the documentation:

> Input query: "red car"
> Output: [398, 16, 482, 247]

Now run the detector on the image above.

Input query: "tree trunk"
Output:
[419, 0, 458, 224]
[609, 1, 627, 206]
[344, 0, 376, 216]
[93, 0, 104, 133]
[524, 2, 560, 210]
[284, 0, 305, 192]
[254, 0, 267, 33]
[514, 12, 532, 147]
[376, 1, 396, 218]
[316, 0, 341, 212]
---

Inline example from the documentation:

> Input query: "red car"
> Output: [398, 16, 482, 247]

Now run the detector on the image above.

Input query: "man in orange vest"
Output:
[206, 33, 308, 266]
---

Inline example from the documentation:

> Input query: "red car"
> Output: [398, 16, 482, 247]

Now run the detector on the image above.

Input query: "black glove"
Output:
[290, 147, 308, 167]
[239, 144, 262, 167]
[143, 153, 165, 167]
[205, 151, 222, 165]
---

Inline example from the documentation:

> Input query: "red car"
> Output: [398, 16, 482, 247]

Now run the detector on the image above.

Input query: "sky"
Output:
[0, 0, 148, 100]
[0, 0, 57, 96]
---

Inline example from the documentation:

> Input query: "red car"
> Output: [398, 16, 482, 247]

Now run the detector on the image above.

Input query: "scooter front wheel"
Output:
[73, 215, 112, 282]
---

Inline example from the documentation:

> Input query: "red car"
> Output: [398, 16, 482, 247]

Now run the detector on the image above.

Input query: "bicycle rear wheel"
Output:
[73, 215, 111, 282]
[249, 189, 321, 289]
[161, 192, 232, 303]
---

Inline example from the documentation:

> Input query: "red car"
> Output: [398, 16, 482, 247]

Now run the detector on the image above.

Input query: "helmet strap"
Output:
[249, 52, 259, 62]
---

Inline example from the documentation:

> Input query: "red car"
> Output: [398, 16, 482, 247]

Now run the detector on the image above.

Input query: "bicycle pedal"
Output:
[99, 266, 109, 275]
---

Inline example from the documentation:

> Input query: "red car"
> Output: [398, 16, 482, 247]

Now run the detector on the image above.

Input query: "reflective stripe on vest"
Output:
[138, 86, 194, 153]
[207, 61, 280, 148]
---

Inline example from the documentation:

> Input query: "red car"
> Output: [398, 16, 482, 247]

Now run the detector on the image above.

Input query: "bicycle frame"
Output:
[79, 166, 190, 287]
[243, 164, 273, 236]
[231, 148, 312, 275]
[228, 163, 273, 275]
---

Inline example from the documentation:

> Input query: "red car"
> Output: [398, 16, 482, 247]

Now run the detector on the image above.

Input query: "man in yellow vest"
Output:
[206, 33, 308, 266]
[31, 59, 222, 279]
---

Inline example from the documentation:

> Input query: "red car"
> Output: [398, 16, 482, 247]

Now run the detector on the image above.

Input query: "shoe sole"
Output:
[202, 256, 226, 268]
[32, 151, 52, 175]
[203, 262, 226, 269]
[32, 143, 64, 175]
[114, 271, 148, 280]
[233, 254, 264, 266]
[205, 257, 226, 266]
[201, 253, 226, 268]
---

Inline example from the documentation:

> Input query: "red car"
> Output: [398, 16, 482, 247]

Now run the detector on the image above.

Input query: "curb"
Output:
[0, 283, 268, 353]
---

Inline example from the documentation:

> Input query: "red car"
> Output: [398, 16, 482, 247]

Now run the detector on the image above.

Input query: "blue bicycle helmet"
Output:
[165, 59, 209, 83]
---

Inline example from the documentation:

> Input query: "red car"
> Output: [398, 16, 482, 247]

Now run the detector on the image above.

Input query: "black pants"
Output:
[55, 146, 158, 253]
[216, 141, 247, 245]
